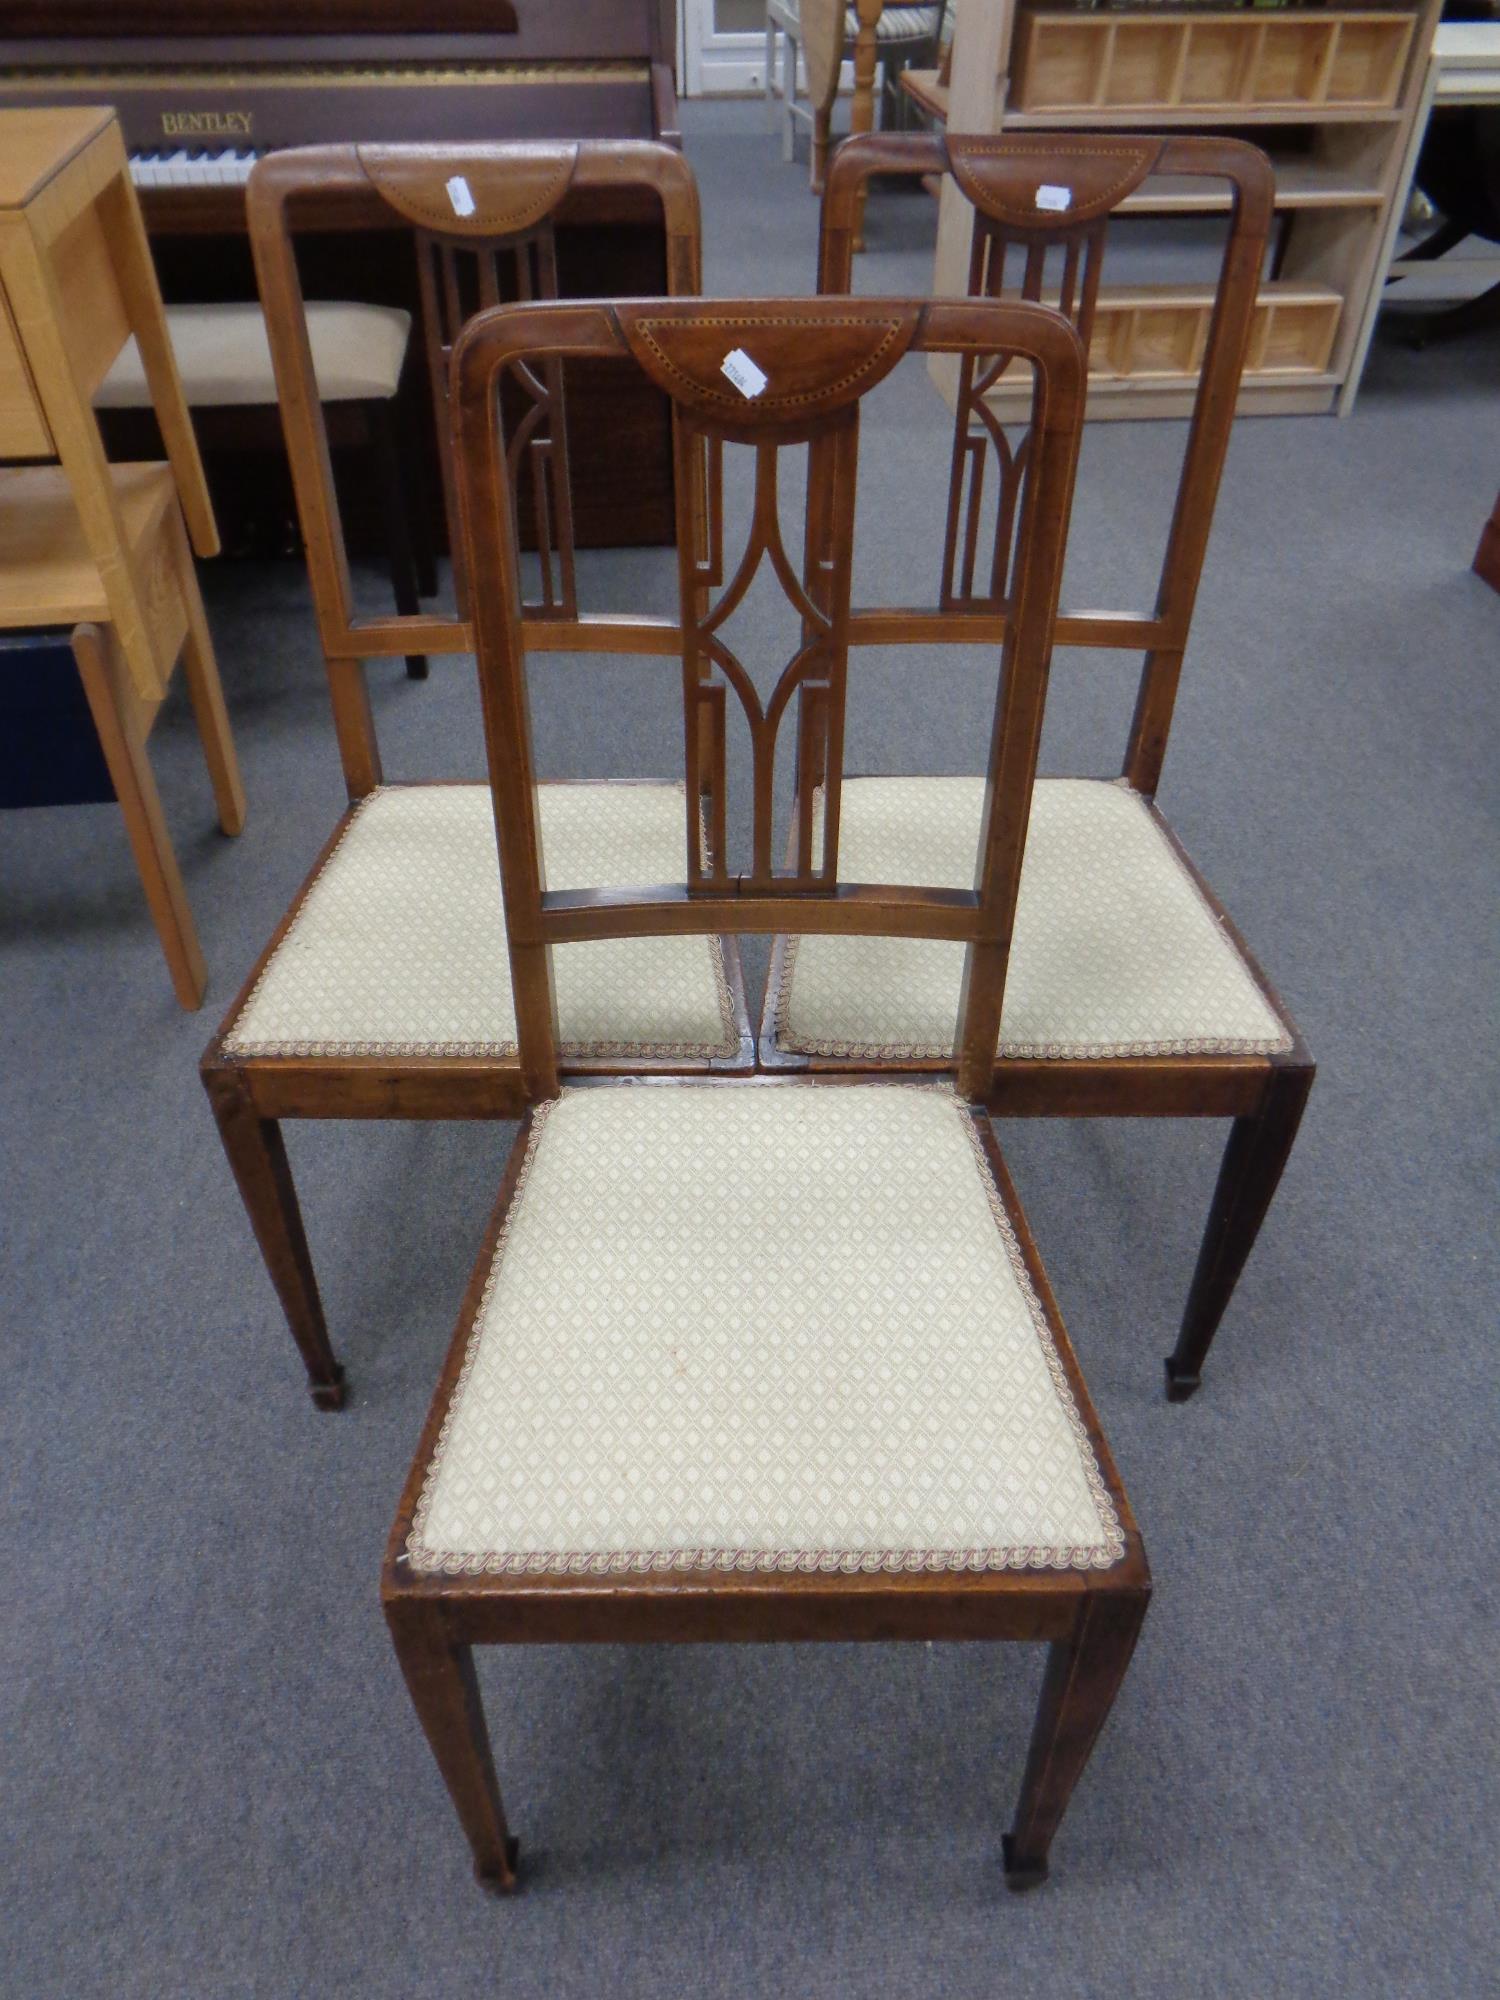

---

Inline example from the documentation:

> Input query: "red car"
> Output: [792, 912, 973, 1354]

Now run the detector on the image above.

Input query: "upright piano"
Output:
[0, 1, 682, 548]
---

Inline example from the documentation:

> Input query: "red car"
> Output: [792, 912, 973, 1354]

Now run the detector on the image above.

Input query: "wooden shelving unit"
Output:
[928, 0, 1443, 419]
[1009, 8, 1415, 117]
[981, 277, 1342, 418]
[1095, 278, 1341, 371]
[1120, 157, 1386, 210]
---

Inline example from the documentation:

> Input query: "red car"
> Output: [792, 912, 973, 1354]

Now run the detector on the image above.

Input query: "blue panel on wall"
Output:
[0, 630, 117, 809]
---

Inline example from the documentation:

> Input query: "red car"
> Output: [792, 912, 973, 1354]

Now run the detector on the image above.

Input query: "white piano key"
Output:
[129, 146, 262, 192]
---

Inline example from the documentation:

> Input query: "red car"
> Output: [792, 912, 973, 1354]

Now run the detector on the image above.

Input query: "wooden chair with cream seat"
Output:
[97, 297, 434, 680]
[758, 131, 1315, 1401]
[200, 140, 741, 1410]
[383, 287, 1152, 1896]
[767, 0, 949, 190]
[0, 106, 242, 1010]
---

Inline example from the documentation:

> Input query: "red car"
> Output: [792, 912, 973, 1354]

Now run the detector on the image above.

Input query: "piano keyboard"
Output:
[130, 150, 261, 189]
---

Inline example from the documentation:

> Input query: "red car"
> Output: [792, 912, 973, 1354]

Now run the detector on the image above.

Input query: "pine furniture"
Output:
[0, 106, 242, 1009]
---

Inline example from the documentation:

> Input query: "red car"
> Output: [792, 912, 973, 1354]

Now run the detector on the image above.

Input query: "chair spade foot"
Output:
[476, 1836, 521, 1895]
[1002, 1834, 1049, 1891]
[1163, 1356, 1201, 1403]
[309, 1365, 348, 1412]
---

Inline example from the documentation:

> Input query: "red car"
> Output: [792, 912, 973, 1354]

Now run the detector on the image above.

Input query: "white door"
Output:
[681, 0, 774, 95]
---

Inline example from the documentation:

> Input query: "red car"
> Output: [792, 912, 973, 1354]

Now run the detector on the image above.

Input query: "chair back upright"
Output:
[246, 139, 703, 786]
[820, 131, 1275, 794]
[452, 294, 1086, 1105]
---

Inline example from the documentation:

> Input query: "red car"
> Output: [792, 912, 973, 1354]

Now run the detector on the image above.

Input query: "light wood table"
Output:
[0, 107, 242, 1008]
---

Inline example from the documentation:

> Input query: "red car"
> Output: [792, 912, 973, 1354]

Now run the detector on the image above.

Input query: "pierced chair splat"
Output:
[201, 142, 746, 1412]
[243, 138, 707, 796]
[762, 132, 1316, 1402]
[383, 290, 1152, 1898]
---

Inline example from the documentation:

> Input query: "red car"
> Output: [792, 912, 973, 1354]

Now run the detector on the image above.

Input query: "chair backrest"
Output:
[452, 293, 1086, 1104]
[820, 131, 1275, 794]
[246, 139, 702, 670]
[0, 105, 216, 700]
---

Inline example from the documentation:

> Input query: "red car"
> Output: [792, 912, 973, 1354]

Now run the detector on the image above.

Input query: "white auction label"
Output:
[720, 348, 768, 399]
[1035, 183, 1073, 213]
[446, 175, 477, 218]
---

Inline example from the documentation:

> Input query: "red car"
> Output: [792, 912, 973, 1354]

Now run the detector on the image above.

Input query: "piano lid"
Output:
[0, 2, 518, 31]
[0, 2, 663, 63]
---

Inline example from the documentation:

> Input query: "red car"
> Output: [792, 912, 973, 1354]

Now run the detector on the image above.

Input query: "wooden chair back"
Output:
[0, 106, 217, 701]
[452, 294, 1086, 1105]
[246, 139, 702, 679]
[417, 211, 576, 621]
[820, 131, 1275, 793]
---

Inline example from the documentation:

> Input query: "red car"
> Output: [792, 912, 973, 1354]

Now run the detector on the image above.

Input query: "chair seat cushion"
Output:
[223, 784, 739, 1061]
[846, 3, 943, 43]
[97, 301, 411, 410]
[404, 1083, 1126, 1578]
[772, 777, 1293, 1060]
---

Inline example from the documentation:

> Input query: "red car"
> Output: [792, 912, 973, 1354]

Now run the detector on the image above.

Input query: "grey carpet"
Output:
[2, 100, 1497, 2000]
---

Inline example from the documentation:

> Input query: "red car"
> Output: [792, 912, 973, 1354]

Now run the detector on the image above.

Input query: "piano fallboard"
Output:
[0, 65, 665, 232]
[0, 62, 658, 148]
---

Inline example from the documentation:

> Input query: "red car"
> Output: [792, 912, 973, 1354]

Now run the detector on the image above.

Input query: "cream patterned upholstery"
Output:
[224, 784, 738, 1060]
[773, 1, 942, 44]
[845, 4, 943, 42]
[773, 777, 1292, 1060]
[405, 1083, 1125, 1577]
[97, 301, 411, 409]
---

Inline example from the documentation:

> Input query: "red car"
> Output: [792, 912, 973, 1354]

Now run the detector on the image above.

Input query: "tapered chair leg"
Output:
[71, 623, 209, 1011]
[200, 1063, 346, 1408]
[1165, 1063, 1314, 1402]
[399, 386, 440, 602]
[368, 400, 429, 682]
[385, 1601, 519, 1893]
[811, 102, 831, 192]
[171, 520, 247, 839]
[1004, 1589, 1149, 1890]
